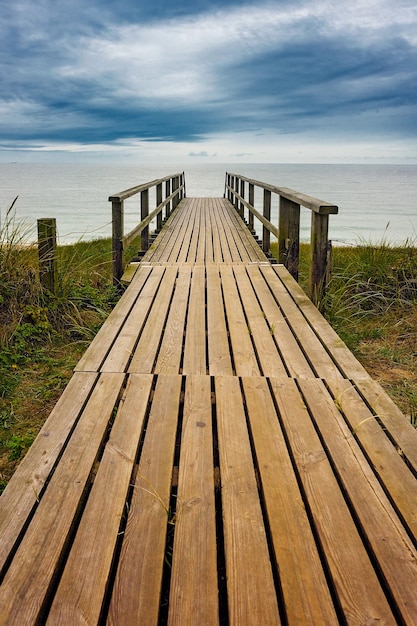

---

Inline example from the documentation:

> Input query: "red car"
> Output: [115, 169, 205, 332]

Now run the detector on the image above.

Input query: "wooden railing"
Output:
[110, 173, 185, 283]
[224, 172, 338, 303]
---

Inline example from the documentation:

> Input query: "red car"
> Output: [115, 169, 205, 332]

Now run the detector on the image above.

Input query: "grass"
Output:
[0, 203, 144, 491]
[293, 238, 417, 424]
[1, 203, 416, 492]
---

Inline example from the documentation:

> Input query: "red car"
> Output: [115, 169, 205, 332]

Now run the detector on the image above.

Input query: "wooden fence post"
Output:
[166, 179, 171, 218]
[239, 179, 245, 219]
[279, 197, 300, 281]
[248, 183, 254, 233]
[112, 199, 124, 284]
[309, 212, 330, 305]
[263, 189, 271, 254]
[156, 183, 163, 232]
[37, 218, 57, 294]
[141, 189, 149, 250]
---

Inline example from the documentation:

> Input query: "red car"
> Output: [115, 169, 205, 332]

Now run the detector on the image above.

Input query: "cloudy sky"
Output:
[1, 0, 416, 163]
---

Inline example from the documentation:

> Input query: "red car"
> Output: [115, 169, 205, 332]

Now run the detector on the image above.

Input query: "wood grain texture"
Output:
[168, 376, 218, 626]
[215, 376, 281, 626]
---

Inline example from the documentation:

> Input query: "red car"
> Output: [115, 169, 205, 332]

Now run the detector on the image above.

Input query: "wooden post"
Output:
[141, 189, 149, 250]
[172, 176, 179, 210]
[166, 179, 171, 218]
[248, 183, 254, 233]
[239, 179, 245, 219]
[111, 199, 124, 284]
[234, 176, 239, 211]
[309, 212, 330, 305]
[279, 196, 300, 281]
[156, 183, 163, 232]
[37, 218, 57, 294]
[263, 189, 271, 254]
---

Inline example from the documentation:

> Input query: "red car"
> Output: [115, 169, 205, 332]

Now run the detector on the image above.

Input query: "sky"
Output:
[1, 0, 416, 163]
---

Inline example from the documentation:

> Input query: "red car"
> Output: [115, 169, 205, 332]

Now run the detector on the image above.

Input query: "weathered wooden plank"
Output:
[259, 264, 343, 379]
[215, 376, 281, 625]
[270, 377, 397, 625]
[206, 266, 233, 375]
[182, 266, 207, 375]
[107, 375, 182, 626]
[0, 373, 125, 625]
[128, 266, 178, 374]
[245, 264, 314, 377]
[354, 377, 417, 472]
[168, 376, 218, 626]
[272, 264, 371, 380]
[220, 266, 260, 376]
[242, 376, 338, 625]
[75, 265, 153, 372]
[101, 265, 167, 373]
[155, 266, 191, 375]
[203, 198, 214, 263]
[177, 197, 198, 263]
[233, 265, 287, 377]
[46, 374, 153, 625]
[0, 371, 98, 576]
[308, 381, 417, 625]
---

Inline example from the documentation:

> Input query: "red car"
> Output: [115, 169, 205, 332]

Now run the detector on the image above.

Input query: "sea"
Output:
[0, 162, 416, 246]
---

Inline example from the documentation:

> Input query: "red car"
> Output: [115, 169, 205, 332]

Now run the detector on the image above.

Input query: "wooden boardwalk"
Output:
[1, 197, 417, 625]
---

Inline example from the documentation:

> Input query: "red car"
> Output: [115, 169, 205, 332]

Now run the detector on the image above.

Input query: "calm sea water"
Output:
[0, 162, 416, 245]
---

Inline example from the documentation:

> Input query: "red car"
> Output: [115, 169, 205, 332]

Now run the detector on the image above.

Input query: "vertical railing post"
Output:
[166, 179, 171, 218]
[172, 176, 179, 210]
[309, 212, 330, 305]
[239, 179, 245, 219]
[263, 189, 271, 254]
[111, 199, 124, 284]
[279, 196, 301, 281]
[181, 172, 186, 198]
[156, 182, 163, 232]
[37, 218, 57, 294]
[228, 173, 232, 201]
[248, 183, 254, 233]
[234, 176, 239, 211]
[141, 189, 149, 251]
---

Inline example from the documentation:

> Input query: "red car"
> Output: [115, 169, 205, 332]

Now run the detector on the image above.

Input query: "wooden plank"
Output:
[168, 376, 218, 626]
[128, 266, 178, 374]
[270, 378, 397, 624]
[0, 373, 125, 625]
[220, 265, 260, 376]
[241, 376, 338, 625]
[223, 199, 267, 262]
[182, 266, 207, 375]
[215, 376, 281, 625]
[203, 198, 214, 264]
[272, 264, 371, 380]
[326, 378, 417, 554]
[301, 381, 417, 625]
[75, 265, 153, 372]
[0, 371, 98, 576]
[155, 266, 191, 375]
[354, 377, 417, 472]
[144, 199, 188, 263]
[246, 264, 314, 377]
[233, 265, 287, 377]
[107, 375, 182, 626]
[177, 197, 198, 263]
[46, 374, 153, 625]
[259, 264, 342, 379]
[196, 198, 207, 264]
[206, 266, 233, 375]
[101, 265, 167, 373]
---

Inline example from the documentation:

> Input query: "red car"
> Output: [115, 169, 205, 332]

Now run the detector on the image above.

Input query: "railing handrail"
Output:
[109, 172, 185, 203]
[111, 172, 186, 283]
[224, 172, 338, 304]
[225, 172, 338, 215]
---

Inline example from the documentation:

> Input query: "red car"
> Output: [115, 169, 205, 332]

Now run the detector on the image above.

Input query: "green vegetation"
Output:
[1, 202, 416, 492]
[296, 239, 417, 425]
[0, 204, 130, 491]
